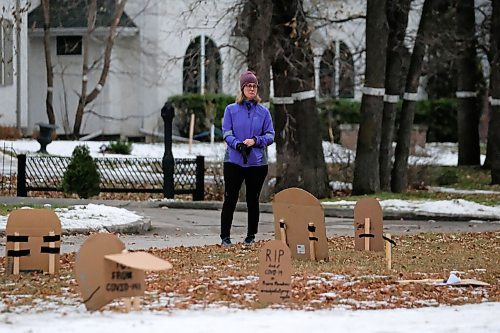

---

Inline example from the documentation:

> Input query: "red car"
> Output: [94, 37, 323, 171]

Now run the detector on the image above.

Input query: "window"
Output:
[319, 41, 355, 99]
[183, 35, 222, 94]
[56, 36, 82, 55]
[0, 19, 14, 86]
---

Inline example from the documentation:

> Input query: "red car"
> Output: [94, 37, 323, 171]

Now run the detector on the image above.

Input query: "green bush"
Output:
[62, 145, 100, 199]
[167, 95, 459, 143]
[106, 139, 132, 154]
[414, 99, 457, 142]
[168, 93, 235, 141]
[317, 99, 361, 141]
[316, 98, 458, 142]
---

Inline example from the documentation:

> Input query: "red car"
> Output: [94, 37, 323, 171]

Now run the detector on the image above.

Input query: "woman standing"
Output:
[220, 70, 275, 246]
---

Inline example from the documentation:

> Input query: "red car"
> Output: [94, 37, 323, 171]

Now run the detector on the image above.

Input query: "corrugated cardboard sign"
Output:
[74, 233, 172, 311]
[258, 240, 292, 303]
[272, 188, 328, 261]
[5, 208, 62, 275]
[354, 198, 384, 251]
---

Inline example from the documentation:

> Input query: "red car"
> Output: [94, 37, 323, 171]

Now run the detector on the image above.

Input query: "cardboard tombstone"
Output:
[272, 187, 328, 261]
[74, 233, 172, 311]
[258, 240, 292, 303]
[354, 198, 384, 251]
[5, 209, 62, 275]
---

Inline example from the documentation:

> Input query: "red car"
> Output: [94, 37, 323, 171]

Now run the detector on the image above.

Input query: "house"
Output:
[2, 0, 413, 139]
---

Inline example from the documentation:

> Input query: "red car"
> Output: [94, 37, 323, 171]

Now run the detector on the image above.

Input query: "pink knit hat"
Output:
[239, 70, 258, 90]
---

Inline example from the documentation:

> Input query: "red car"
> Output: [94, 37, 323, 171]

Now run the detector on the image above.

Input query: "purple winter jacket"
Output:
[222, 102, 275, 167]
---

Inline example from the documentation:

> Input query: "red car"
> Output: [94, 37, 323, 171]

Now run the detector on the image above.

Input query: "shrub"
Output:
[0, 126, 22, 139]
[62, 145, 100, 198]
[317, 99, 361, 141]
[414, 99, 457, 142]
[168, 93, 235, 141]
[106, 139, 132, 154]
[316, 98, 458, 143]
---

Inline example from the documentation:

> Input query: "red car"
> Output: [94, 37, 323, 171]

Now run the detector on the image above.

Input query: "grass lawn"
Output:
[326, 164, 500, 206]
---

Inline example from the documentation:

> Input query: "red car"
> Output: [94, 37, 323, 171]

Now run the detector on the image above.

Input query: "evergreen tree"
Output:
[62, 145, 100, 198]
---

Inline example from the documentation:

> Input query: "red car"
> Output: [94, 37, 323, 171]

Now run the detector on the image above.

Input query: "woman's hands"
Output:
[243, 138, 256, 146]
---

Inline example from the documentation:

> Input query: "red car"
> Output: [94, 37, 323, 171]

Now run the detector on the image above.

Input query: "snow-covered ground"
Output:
[325, 198, 500, 219]
[1, 302, 499, 332]
[0, 139, 486, 166]
[0, 204, 143, 232]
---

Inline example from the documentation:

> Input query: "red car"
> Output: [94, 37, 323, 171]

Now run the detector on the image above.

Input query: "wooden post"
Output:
[124, 297, 141, 312]
[13, 232, 20, 275]
[385, 233, 392, 270]
[364, 217, 370, 251]
[328, 126, 334, 143]
[308, 222, 317, 261]
[48, 231, 55, 274]
[188, 113, 195, 154]
[279, 219, 287, 245]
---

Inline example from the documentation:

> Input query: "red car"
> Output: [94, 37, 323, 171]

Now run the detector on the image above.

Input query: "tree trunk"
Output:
[352, 0, 388, 195]
[271, 0, 329, 198]
[41, 0, 55, 125]
[73, 0, 127, 137]
[73, 0, 96, 137]
[241, 0, 273, 101]
[456, 0, 481, 166]
[489, 0, 500, 184]
[391, 0, 437, 193]
[379, 0, 411, 191]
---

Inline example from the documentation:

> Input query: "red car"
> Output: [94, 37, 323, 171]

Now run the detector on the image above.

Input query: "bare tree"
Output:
[352, 0, 389, 195]
[379, 0, 411, 191]
[391, 0, 438, 193]
[239, 0, 273, 101]
[41, 0, 55, 125]
[73, 0, 127, 136]
[271, 0, 329, 198]
[489, 0, 500, 184]
[456, 0, 481, 166]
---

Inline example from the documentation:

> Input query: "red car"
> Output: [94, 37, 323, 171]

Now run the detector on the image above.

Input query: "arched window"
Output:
[319, 41, 355, 98]
[183, 36, 222, 94]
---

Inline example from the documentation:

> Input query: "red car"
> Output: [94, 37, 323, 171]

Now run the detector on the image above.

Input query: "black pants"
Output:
[220, 162, 268, 240]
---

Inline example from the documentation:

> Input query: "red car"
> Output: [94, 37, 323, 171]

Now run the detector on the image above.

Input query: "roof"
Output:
[28, 0, 137, 30]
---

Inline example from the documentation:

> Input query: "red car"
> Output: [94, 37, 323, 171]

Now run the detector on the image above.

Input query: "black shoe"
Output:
[221, 237, 232, 247]
[243, 235, 255, 245]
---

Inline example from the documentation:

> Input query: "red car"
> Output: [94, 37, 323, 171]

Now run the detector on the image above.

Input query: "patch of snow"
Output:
[0, 204, 143, 232]
[1, 303, 499, 332]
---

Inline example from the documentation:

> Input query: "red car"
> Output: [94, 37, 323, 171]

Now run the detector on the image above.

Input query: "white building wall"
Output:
[28, 35, 127, 136]
[0, 0, 29, 131]
[22, 0, 430, 137]
[127, 0, 246, 137]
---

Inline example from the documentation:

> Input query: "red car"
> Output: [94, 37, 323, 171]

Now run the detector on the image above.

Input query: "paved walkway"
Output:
[1, 196, 499, 253]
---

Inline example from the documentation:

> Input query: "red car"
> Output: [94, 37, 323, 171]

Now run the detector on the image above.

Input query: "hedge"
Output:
[168, 94, 460, 143]
[168, 93, 234, 141]
[317, 98, 459, 142]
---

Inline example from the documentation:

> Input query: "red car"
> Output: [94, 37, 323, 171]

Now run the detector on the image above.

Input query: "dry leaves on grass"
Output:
[0, 232, 498, 313]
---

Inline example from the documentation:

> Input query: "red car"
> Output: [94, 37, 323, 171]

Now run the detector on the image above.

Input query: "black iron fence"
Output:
[16, 154, 205, 200]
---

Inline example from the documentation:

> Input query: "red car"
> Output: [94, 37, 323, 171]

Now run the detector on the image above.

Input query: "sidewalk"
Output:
[2, 195, 500, 252]
[1, 195, 498, 221]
